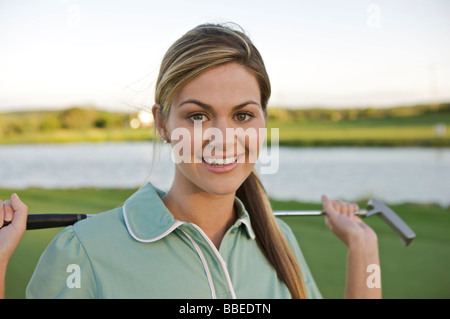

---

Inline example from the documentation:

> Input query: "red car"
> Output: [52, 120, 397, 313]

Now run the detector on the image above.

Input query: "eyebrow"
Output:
[178, 99, 261, 111]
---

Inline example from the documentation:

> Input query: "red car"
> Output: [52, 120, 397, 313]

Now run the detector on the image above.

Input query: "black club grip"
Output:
[1, 214, 88, 230]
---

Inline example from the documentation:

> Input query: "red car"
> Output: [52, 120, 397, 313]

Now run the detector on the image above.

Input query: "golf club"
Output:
[1, 198, 415, 246]
[275, 198, 416, 246]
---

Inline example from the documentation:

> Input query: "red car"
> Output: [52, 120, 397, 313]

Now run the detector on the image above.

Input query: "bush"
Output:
[40, 114, 61, 131]
[59, 107, 98, 130]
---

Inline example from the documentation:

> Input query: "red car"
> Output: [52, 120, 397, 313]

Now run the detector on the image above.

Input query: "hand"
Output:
[0, 194, 28, 264]
[322, 195, 381, 298]
[321, 195, 377, 250]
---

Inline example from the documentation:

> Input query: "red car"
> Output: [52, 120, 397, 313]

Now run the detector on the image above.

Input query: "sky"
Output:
[0, 0, 449, 112]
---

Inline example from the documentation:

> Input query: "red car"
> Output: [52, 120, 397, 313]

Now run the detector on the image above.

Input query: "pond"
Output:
[0, 142, 448, 206]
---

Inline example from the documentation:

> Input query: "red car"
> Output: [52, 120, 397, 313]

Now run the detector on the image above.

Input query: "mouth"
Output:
[202, 155, 238, 166]
[201, 154, 242, 173]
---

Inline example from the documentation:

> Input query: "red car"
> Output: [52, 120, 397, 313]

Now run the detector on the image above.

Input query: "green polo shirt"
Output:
[26, 182, 322, 299]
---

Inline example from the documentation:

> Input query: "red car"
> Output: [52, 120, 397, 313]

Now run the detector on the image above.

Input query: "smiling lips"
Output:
[201, 154, 244, 173]
[202, 155, 238, 166]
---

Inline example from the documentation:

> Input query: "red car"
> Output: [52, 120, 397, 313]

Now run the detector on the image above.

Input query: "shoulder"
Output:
[26, 207, 125, 298]
[26, 223, 98, 298]
[275, 217, 323, 299]
[275, 217, 297, 244]
[274, 217, 305, 260]
[72, 206, 126, 243]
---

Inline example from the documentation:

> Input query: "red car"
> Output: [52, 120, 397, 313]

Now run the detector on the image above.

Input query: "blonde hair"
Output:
[154, 23, 307, 299]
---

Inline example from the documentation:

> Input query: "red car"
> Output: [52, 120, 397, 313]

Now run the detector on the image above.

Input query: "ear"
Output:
[152, 104, 169, 142]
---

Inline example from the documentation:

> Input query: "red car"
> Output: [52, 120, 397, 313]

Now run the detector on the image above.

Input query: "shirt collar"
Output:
[233, 196, 256, 240]
[123, 182, 255, 243]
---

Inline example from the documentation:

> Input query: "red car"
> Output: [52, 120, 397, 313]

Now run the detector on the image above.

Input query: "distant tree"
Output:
[0, 114, 4, 136]
[4, 120, 24, 135]
[94, 111, 127, 128]
[40, 114, 61, 131]
[267, 108, 292, 121]
[59, 107, 97, 130]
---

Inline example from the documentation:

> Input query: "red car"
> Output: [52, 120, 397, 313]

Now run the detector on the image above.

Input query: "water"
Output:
[0, 142, 449, 206]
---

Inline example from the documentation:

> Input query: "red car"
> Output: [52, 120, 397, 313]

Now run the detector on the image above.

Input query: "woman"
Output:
[0, 23, 380, 299]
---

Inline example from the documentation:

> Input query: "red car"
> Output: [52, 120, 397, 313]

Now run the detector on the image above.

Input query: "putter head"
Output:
[364, 198, 416, 246]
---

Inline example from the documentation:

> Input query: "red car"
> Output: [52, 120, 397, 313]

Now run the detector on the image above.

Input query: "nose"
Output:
[203, 118, 236, 155]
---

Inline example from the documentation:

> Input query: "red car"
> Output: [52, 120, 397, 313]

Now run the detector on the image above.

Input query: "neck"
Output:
[162, 176, 237, 249]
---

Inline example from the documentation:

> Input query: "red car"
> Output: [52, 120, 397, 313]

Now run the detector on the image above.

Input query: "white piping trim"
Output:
[122, 204, 236, 298]
[191, 224, 237, 299]
[181, 230, 217, 299]
[122, 205, 184, 243]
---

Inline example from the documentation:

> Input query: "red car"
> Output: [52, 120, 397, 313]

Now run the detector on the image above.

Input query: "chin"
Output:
[197, 171, 247, 196]
[177, 162, 252, 196]
[202, 181, 242, 196]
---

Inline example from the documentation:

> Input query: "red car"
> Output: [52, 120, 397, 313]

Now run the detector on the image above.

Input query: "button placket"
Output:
[180, 223, 237, 299]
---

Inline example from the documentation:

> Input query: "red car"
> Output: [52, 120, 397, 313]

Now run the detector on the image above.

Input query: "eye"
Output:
[189, 113, 208, 122]
[235, 112, 254, 122]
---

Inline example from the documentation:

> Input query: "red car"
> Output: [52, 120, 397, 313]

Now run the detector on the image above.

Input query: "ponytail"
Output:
[236, 169, 307, 299]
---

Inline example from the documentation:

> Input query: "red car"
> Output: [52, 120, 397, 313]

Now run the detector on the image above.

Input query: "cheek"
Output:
[169, 128, 202, 164]
[165, 114, 200, 162]
[236, 123, 266, 163]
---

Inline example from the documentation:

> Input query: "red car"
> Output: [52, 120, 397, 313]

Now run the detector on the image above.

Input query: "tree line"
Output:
[267, 102, 450, 122]
[0, 106, 133, 136]
[0, 102, 448, 137]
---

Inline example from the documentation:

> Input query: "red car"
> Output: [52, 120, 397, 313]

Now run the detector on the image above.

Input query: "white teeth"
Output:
[203, 156, 237, 166]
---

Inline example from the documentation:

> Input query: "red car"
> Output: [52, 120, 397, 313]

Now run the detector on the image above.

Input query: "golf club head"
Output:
[365, 198, 416, 246]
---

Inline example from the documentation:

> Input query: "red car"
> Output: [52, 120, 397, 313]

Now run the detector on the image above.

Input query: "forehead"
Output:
[172, 63, 261, 108]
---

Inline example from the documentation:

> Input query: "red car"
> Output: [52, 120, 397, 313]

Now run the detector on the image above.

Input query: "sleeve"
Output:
[276, 218, 323, 299]
[26, 226, 98, 298]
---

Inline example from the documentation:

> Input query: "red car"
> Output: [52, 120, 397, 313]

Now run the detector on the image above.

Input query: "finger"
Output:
[338, 200, 356, 218]
[345, 201, 354, 218]
[321, 195, 338, 218]
[0, 199, 4, 227]
[333, 199, 348, 216]
[344, 202, 353, 218]
[336, 200, 348, 216]
[351, 203, 360, 220]
[10, 193, 28, 226]
[3, 199, 14, 222]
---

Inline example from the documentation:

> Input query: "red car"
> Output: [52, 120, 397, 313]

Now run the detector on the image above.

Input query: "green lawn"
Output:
[1, 188, 449, 299]
[267, 111, 450, 146]
[0, 127, 154, 144]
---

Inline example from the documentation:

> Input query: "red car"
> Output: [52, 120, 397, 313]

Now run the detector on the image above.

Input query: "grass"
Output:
[1, 188, 449, 299]
[271, 199, 450, 299]
[0, 128, 153, 145]
[267, 111, 450, 146]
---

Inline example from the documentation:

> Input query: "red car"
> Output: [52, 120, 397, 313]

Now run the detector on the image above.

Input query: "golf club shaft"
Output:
[1, 210, 368, 230]
[274, 210, 325, 216]
[274, 209, 368, 216]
